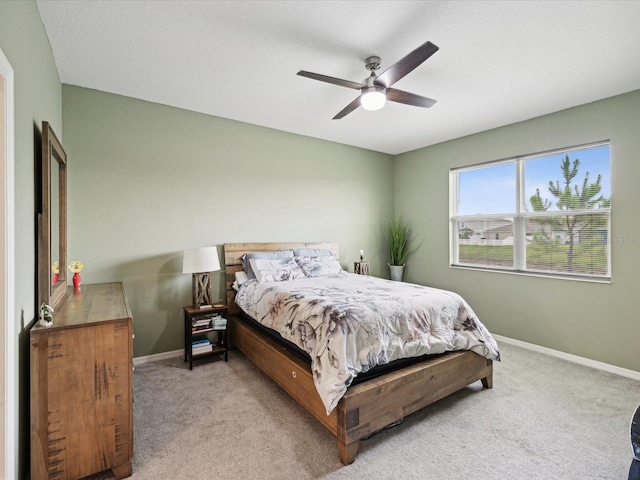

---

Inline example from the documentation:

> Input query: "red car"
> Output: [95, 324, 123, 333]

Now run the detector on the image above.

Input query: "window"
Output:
[450, 142, 611, 281]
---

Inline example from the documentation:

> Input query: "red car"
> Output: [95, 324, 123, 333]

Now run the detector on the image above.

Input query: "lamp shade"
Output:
[182, 247, 220, 274]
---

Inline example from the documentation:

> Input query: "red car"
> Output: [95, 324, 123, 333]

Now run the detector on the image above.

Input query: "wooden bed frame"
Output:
[224, 242, 493, 465]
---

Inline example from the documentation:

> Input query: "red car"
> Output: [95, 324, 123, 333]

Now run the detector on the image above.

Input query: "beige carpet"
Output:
[130, 341, 639, 479]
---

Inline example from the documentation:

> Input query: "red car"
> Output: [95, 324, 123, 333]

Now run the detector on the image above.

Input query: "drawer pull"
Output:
[291, 371, 297, 378]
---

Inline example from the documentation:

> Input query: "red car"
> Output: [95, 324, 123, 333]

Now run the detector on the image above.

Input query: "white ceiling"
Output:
[37, 0, 640, 155]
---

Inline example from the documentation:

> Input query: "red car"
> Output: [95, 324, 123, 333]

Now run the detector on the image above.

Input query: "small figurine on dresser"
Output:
[39, 303, 54, 327]
[69, 260, 84, 289]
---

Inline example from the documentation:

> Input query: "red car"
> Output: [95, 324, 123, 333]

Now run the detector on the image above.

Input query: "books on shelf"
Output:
[192, 314, 227, 332]
[192, 313, 222, 331]
[192, 325, 211, 332]
[192, 344, 212, 355]
[192, 347, 211, 354]
[191, 334, 212, 355]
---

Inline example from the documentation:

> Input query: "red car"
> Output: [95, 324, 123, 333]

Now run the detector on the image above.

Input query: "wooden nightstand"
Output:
[183, 304, 228, 370]
[354, 262, 370, 275]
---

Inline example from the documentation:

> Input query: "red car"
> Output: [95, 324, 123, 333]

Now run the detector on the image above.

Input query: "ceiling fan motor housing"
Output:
[365, 56, 381, 71]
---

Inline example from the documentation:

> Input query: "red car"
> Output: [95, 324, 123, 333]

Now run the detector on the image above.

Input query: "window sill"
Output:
[450, 264, 611, 284]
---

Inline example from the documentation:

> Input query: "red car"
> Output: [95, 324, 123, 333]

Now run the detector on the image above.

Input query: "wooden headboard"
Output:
[223, 242, 340, 315]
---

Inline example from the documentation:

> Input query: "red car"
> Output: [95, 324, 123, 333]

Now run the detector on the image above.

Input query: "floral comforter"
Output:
[235, 272, 500, 414]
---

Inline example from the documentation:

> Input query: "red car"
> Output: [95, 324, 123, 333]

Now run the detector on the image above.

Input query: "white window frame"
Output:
[449, 141, 611, 282]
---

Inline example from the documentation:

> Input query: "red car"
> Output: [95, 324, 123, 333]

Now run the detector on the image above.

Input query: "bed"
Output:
[224, 241, 498, 465]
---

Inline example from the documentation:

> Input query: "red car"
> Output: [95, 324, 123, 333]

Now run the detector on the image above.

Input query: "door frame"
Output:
[0, 46, 16, 480]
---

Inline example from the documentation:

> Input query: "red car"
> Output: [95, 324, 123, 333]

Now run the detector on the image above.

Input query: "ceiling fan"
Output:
[297, 41, 439, 120]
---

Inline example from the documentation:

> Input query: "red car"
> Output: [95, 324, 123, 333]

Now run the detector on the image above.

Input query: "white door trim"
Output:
[0, 46, 16, 480]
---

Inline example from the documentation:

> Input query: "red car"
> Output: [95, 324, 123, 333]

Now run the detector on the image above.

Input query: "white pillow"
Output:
[249, 257, 306, 283]
[295, 255, 343, 277]
[235, 270, 249, 286]
[292, 248, 333, 257]
[241, 250, 294, 280]
[233, 271, 249, 291]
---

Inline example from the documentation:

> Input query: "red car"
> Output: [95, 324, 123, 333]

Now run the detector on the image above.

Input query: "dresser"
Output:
[30, 283, 134, 479]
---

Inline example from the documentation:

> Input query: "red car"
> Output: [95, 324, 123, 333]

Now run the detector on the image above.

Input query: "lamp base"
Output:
[192, 272, 213, 308]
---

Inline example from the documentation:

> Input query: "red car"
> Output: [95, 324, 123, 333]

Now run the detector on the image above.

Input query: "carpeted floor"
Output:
[130, 341, 639, 479]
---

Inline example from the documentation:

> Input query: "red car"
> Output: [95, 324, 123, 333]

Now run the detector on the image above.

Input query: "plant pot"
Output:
[388, 264, 405, 282]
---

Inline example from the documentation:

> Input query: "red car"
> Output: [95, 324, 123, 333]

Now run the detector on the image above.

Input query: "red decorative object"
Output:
[73, 272, 81, 288]
[52, 273, 59, 285]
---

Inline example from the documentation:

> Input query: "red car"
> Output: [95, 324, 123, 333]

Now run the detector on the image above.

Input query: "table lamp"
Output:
[182, 246, 220, 308]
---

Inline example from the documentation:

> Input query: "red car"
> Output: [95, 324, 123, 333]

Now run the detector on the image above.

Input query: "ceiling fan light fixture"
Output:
[298, 41, 438, 119]
[360, 86, 386, 111]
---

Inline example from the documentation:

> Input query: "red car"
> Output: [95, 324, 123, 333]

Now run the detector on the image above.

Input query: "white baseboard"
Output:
[494, 334, 640, 381]
[132, 337, 640, 383]
[133, 349, 182, 366]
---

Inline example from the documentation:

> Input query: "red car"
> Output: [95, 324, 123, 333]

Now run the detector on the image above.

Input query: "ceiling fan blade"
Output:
[333, 96, 361, 120]
[386, 88, 437, 108]
[374, 41, 439, 89]
[297, 71, 365, 90]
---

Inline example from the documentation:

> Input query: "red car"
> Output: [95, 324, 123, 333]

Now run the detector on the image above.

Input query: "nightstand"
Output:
[354, 262, 370, 275]
[183, 304, 228, 370]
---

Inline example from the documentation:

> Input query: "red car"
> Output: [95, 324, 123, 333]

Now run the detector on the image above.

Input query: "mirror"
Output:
[51, 157, 59, 286]
[38, 121, 67, 309]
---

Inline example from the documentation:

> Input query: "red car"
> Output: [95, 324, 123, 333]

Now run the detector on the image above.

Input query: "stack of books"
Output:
[192, 314, 213, 332]
[191, 335, 212, 355]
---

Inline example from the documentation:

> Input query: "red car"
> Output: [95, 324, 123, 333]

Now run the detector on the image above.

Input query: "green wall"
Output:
[0, 1, 61, 322]
[0, 1, 63, 477]
[395, 90, 640, 372]
[62, 85, 394, 358]
[3, 2, 640, 476]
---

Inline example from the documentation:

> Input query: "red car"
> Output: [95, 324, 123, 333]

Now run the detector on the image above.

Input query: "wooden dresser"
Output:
[30, 283, 134, 479]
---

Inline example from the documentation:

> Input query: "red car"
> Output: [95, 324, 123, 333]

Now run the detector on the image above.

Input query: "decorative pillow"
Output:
[233, 270, 249, 290]
[292, 248, 333, 258]
[241, 250, 294, 280]
[295, 255, 343, 277]
[249, 257, 306, 283]
[233, 272, 250, 291]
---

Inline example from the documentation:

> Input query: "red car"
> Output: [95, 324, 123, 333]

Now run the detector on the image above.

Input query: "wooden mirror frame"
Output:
[38, 121, 67, 309]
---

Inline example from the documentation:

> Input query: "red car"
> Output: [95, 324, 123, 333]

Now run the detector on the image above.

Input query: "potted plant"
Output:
[386, 218, 422, 281]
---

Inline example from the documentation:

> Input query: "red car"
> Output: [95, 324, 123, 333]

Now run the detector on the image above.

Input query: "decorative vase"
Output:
[73, 272, 81, 288]
[52, 273, 59, 285]
[389, 264, 405, 282]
